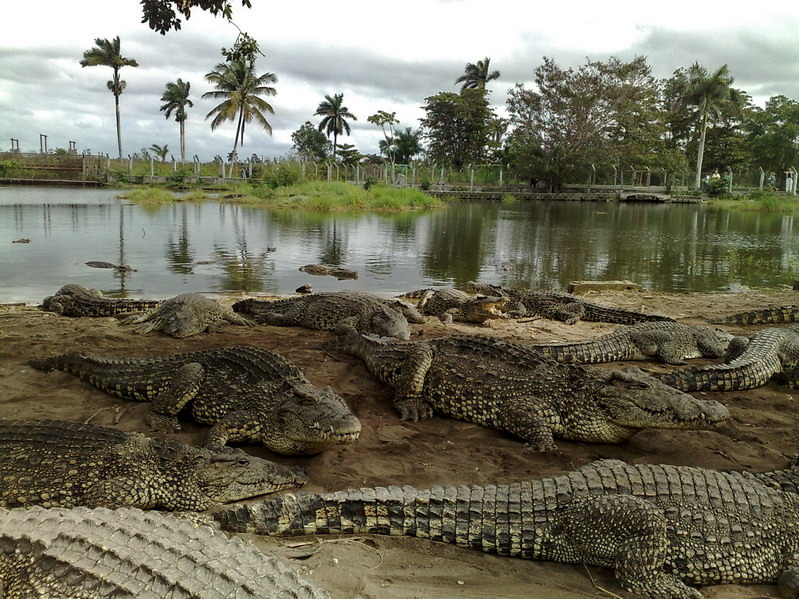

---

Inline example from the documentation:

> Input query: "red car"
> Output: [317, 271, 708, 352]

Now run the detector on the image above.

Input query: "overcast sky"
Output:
[2, 1, 799, 161]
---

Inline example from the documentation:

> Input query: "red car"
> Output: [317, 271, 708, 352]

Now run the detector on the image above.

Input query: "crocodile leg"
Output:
[254, 312, 296, 325]
[494, 396, 558, 452]
[203, 409, 263, 450]
[631, 331, 688, 365]
[145, 363, 204, 432]
[778, 556, 799, 599]
[549, 302, 585, 325]
[223, 312, 256, 328]
[394, 343, 435, 421]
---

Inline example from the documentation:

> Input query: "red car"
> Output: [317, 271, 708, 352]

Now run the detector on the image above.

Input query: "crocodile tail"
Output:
[29, 354, 74, 371]
[582, 304, 673, 325]
[232, 298, 253, 313]
[709, 306, 799, 325]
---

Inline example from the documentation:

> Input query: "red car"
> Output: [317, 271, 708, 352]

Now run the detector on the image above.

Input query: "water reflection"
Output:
[2, 185, 799, 304]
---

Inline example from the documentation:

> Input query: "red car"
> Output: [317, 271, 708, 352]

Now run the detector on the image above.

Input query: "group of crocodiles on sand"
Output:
[4, 281, 799, 597]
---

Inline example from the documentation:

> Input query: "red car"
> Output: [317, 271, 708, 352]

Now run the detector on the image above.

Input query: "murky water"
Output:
[1, 186, 798, 303]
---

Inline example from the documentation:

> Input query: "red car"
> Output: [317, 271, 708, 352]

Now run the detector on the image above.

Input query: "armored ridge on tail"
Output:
[29, 345, 361, 455]
[466, 281, 673, 325]
[710, 305, 799, 325]
[530, 321, 733, 364]
[334, 326, 728, 451]
[0, 419, 305, 510]
[214, 459, 799, 599]
[233, 290, 423, 339]
[659, 326, 799, 392]
[40, 284, 162, 317]
[1, 505, 330, 599]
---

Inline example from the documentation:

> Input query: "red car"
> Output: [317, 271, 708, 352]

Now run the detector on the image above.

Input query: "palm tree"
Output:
[315, 93, 357, 160]
[455, 57, 500, 92]
[80, 36, 139, 159]
[203, 57, 277, 175]
[676, 63, 734, 189]
[149, 143, 169, 162]
[393, 127, 423, 164]
[160, 78, 193, 163]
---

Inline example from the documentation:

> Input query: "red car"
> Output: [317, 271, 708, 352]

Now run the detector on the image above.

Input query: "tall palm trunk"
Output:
[114, 93, 122, 159]
[332, 131, 338, 160]
[179, 119, 186, 164]
[228, 108, 245, 178]
[693, 111, 708, 189]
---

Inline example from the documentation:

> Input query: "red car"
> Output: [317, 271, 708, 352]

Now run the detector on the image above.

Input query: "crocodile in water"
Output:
[40, 284, 161, 317]
[466, 281, 672, 325]
[659, 326, 799, 391]
[399, 287, 507, 324]
[0, 419, 305, 510]
[29, 345, 361, 455]
[530, 321, 733, 365]
[214, 458, 799, 599]
[123, 292, 254, 338]
[299, 263, 359, 279]
[0, 505, 329, 598]
[233, 290, 424, 339]
[334, 326, 728, 451]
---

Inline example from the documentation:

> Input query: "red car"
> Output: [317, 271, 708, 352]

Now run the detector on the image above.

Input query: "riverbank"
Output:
[1, 288, 798, 598]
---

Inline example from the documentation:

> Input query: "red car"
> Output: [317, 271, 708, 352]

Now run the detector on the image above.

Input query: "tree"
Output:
[420, 89, 494, 170]
[160, 78, 193, 163]
[335, 143, 361, 167]
[315, 93, 357, 160]
[744, 95, 799, 179]
[149, 143, 169, 162]
[367, 110, 399, 163]
[291, 121, 332, 161]
[392, 127, 423, 164]
[79, 36, 139, 159]
[454, 57, 500, 92]
[203, 56, 277, 174]
[140, 0, 252, 34]
[673, 63, 735, 189]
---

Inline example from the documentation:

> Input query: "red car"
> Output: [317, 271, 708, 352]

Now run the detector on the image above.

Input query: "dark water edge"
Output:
[1, 186, 798, 304]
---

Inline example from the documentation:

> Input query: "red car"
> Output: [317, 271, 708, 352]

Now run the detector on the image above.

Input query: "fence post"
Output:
[726, 166, 733, 192]
[149, 157, 154, 178]
[128, 155, 133, 174]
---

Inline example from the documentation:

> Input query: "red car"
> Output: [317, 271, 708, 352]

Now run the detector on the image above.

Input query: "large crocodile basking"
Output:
[30, 345, 361, 454]
[399, 287, 508, 324]
[530, 321, 733, 365]
[40, 283, 162, 317]
[0, 505, 330, 598]
[334, 326, 728, 450]
[659, 326, 799, 392]
[0, 419, 305, 510]
[213, 458, 799, 599]
[123, 292, 254, 338]
[466, 281, 673, 325]
[233, 290, 424, 339]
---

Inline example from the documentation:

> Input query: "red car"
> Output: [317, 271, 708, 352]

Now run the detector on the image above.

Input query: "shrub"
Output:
[705, 177, 730, 197]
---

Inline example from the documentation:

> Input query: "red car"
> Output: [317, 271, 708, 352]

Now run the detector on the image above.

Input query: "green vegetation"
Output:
[708, 191, 799, 213]
[116, 187, 177, 204]
[315, 93, 357, 161]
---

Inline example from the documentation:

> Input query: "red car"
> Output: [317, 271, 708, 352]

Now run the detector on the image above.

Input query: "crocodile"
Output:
[233, 290, 425, 339]
[299, 263, 359, 279]
[123, 292, 254, 338]
[465, 281, 673, 325]
[530, 321, 734, 365]
[399, 287, 508, 324]
[0, 505, 330, 598]
[333, 326, 728, 450]
[85, 260, 137, 271]
[40, 284, 162, 317]
[710, 305, 799, 325]
[29, 345, 361, 455]
[659, 326, 799, 392]
[213, 458, 799, 599]
[0, 419, 305, 510]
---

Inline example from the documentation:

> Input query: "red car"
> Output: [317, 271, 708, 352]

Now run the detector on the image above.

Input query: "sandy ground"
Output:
[2, 287, 799, 598]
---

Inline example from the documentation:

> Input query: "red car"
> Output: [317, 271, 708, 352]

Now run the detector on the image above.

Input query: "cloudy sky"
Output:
[2, 0, 799, 161]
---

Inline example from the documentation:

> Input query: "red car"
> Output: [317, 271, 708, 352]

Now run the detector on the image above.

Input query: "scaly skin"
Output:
[710, 305, 799, 325]
[0, 505, 330, 598]
[40, 284, 161, 317]
[233, 290, 421, 339]
[123, 293, 254, 338]
[401, 287, 508, 324]
[659, 326, 799, 391]
[0, 419, 305, 510]
[530, 321, 733, 365]
[334, 327, 728, 451]
[29, 345, 361, 455]
[466, 282, 672, 325]
[214, 459, 799, 599]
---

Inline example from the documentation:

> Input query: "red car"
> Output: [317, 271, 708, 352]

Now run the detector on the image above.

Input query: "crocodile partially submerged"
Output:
[233, 290, 424, 339]
[214, 458, 799, 599]
[40, 284, 161, 317]
[530, 321, 733, 365]
[659, 326, 799, 392]
[299, 263, 359, 279]
[0, 505, 329, 598]
[334, 326, 728, 450]
[123, 292, 254, 338]
[466, 281, 672, 325]
[0, 419, 305, 510]
[399, 287, 507, 324]
[30, 345, 361, 455]
[710, 305, 799, 325]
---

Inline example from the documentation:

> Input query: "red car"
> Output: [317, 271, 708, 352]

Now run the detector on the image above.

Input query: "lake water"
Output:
[1, 186, 798, 304]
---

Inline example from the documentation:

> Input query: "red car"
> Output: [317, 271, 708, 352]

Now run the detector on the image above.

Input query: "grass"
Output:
[708, 191, 799, 213]
[116, 187, 177, 204]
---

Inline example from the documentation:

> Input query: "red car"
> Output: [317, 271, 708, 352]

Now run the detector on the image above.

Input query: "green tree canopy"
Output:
[140, 0, 252, 34]
[79, 36, 139, 159]
[744, 95, 799, 178]
[367, 110, 399, 163]
[149, 143, 169, 162]
[160, 78, 193, 163]
[392, 127, 423, 164]
[315, 93, 357, 160]
[455, 57, 500, 92]
[291, 121, 332, 161]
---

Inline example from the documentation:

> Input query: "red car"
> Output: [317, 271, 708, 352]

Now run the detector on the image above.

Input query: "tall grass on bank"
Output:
[116, 187, 176, 204]
[709, 191, 799, 213]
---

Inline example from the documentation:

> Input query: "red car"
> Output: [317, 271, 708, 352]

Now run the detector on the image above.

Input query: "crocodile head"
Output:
[694, 326, 736, 358]
[362, 305, 412, 340]
[196, 447, 307, 505]
[263, 383, 362, 455]
[154, 294, 226, 338]
[592, 366, 729, 433]
[463, 295, 510, 322]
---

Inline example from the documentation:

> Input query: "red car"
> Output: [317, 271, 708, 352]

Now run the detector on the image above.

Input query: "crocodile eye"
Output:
[237, 457, 249, 466]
